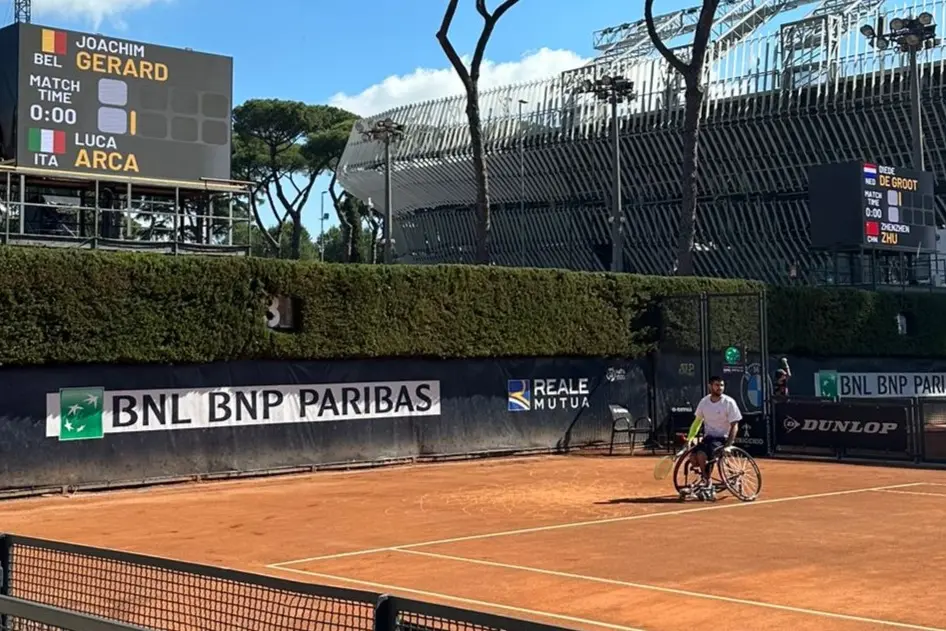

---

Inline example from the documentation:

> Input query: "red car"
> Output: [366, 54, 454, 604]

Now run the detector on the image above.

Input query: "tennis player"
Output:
[685, 376, 742, 500]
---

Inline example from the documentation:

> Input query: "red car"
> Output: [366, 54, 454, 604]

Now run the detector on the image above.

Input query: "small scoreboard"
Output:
[809, 161, 936, 252]
[0, 22, 233, 184]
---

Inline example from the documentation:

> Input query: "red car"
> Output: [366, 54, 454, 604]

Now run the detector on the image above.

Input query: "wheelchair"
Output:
[672, 443, 763, 502]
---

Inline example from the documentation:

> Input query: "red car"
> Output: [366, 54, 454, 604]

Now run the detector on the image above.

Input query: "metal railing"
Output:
[0, 595, 149, 631]
[0, 170, 254, 256]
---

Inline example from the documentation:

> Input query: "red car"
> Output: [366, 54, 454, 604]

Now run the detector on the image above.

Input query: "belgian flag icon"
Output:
[41, 29, 67, 55]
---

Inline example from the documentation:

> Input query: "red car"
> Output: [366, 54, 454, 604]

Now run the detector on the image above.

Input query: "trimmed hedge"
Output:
[767, 285, 946, 357]
[0, 247, 941, 366]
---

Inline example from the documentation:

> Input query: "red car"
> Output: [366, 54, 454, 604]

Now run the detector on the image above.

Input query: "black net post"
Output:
[374, 595, 396, 631]
[0, 534, 10, 631]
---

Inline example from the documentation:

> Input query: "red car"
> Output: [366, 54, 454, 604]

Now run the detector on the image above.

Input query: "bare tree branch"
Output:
[689, 1, 720, 76]
[328, 170, 343, 213]
[288, 174, 303, 196]
[644, 0, 690, 77]
[643, 0, 721, 276]
[470, 0, 520, 81]
[436, 0, 522, 264]
[263, 185, 289, 228]
[249, 200, 280, 253]
[329, 170, 364, 263]
[436, 0, 473, 90]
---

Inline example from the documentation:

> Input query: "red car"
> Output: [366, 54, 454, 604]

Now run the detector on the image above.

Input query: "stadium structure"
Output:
[337, 0, 946, 286]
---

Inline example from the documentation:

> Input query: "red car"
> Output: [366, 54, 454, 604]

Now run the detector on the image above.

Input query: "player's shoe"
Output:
[694, 478, 715, 501]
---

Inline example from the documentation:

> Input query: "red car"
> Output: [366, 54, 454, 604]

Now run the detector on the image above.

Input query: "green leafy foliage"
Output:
[0, 248, 942, 367]
[230, 99, 358, 259]
[766, 286, 946, 357]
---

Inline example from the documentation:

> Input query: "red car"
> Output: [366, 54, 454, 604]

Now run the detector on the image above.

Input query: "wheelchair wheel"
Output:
[715, 446, 762, 502]
[672, 447, 699, 498]
[673, 447, 726, 499]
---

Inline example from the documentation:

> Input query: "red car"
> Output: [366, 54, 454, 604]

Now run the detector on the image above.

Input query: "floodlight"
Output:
[861, 24, 875, 37]
[918, 12, 934, 26]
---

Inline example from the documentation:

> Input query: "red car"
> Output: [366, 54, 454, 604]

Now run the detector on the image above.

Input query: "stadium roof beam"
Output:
[777, 0, 887, 89]
[586, 0, 883, 68]
[567, 0, 828, 91]
[591, 0, 821, 60]
[808, 0, 886, 18]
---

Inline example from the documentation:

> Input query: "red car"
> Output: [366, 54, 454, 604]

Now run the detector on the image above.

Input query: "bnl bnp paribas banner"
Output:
[815, 371, 946, 399]
[45, 381, 440, 441]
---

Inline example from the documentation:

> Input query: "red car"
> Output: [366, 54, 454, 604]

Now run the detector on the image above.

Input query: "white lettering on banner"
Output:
[736, 437, 765, 445]
[532, 377, 590, 411]
[784, 418, 898, 435]
[45, 380, 439, 438]
[817, 372, 946, 398]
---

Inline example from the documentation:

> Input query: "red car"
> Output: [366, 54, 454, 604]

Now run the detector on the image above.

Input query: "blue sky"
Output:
[2, 0, 693, 237]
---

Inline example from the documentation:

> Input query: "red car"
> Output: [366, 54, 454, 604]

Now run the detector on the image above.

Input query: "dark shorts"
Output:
[693, 436, 726, 460]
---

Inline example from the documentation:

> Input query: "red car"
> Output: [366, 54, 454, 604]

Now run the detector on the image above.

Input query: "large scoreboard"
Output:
[809, 161, 937, 252]
[0, 22, 232, 184]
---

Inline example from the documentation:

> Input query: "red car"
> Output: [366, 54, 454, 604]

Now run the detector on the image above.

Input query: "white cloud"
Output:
[31, 0, 169, 28]
[328, 47, 589, 117]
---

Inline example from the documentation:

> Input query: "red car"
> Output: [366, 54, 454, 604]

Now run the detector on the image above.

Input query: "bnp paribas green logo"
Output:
[58, 387, 104, 441]
[816, 370, 839, 399]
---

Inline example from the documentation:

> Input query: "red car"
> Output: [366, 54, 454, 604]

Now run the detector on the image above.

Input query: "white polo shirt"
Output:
[695, 393, 743, 438]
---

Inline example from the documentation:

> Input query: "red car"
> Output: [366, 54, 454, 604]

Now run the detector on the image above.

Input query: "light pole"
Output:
[577, 74, 636, 272]
[518, 98, 527, 267]
[359, 117, 405, 264]
[319, 190, 327, 262]
[861, 12, 938, 171]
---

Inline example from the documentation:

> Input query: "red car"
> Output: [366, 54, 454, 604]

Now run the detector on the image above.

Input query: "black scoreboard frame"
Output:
[809, 160, 937, 254]
[0, 21, 233, 188]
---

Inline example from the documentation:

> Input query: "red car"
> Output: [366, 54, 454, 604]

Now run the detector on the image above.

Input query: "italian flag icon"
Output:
[28, 128, 66, 155]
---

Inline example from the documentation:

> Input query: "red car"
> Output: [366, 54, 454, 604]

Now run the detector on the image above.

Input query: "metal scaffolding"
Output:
[0, 167, 254, 255]
[13, 0, 30, 23]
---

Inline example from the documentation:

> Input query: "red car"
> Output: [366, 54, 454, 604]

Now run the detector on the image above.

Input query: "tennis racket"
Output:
[652, 453, 676, 480]
[653, 444, 689, 480]
[654, 419, 702, 481]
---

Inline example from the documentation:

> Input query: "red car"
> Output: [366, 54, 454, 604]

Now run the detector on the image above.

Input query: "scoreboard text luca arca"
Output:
[13, 23, 233, 183]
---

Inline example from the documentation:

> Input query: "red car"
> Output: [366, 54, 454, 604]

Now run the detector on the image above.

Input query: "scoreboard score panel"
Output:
[4, 22, 233, 184]
[809, 161, 936, 253]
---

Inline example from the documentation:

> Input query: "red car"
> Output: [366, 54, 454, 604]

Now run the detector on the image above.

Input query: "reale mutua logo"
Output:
[507, 378, 590, 412]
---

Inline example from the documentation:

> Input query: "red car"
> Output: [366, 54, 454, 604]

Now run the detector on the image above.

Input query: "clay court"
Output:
[2, 453, 945, 631]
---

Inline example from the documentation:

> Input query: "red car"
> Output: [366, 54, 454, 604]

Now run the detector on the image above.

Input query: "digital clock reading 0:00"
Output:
[29, 104, 77, 125]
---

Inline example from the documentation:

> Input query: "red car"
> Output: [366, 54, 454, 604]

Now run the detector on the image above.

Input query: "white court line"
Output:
[394, 549, 945, 631]
[269, 481, 927, 566]
[875, 489, 946, 498]
[270, 565, 647, 631]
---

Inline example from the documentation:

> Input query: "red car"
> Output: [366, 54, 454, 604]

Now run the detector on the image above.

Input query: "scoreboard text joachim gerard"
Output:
[15, 24, 233, 183]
